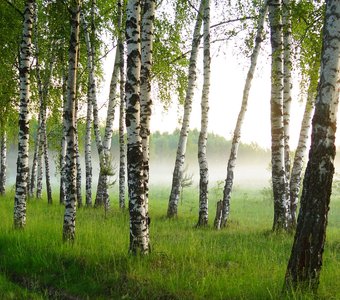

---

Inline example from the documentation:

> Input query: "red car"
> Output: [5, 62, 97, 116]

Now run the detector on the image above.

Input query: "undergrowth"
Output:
[0, 186, 338, 299]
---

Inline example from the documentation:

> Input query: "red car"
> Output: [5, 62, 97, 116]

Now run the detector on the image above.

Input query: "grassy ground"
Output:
[0, 186, 339, 299]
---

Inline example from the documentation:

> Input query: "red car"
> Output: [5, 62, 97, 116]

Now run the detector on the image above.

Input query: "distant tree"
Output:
[284, 0, 340, 291]
[197, 0, 211, 227]
[167, 0, 204, 218]
[215, 0, 268, 229]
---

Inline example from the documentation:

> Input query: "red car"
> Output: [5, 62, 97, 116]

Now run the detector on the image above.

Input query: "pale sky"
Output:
[98, 42, 309, 150]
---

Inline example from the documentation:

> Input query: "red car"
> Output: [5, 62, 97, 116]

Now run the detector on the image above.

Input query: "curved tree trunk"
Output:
[284, 1, 340, 290]
[282, 0, 293, 225]
[197, 0, 211, 227]
[216, 1, 268, 229]
[14, 0, 34, 229]
[268, 0, 289, 232]
[63, 0, 80, 242]
[167, 0, 204, 218]
[0, 130, 7, 195]
[118, 0, 126, 210]
[289, 84, 316, 227]
[126, 0, 150, 254]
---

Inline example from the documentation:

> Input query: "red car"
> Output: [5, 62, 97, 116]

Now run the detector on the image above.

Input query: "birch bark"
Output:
[14, 0, 34, 229]
[85, 80, 93, 207]
[197, 0, 210, 227]
[282, 0, 293, 223]
[285, 1, 340, 290]
[126, 0, 150, 254]
[140, 0, 155, 241]
[167, 0, 204, 218]
[268, 0, 289, 231]
[0, 131, 7, 195]
[215, 1, 268, 229]
[63, 0, 80, 241]
[289, 88, 315, 227]
[60, 73, 67, 205]
[118, 0, 126, 210]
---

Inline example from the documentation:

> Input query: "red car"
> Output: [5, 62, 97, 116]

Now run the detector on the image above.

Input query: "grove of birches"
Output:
[0, 0, 339, 297]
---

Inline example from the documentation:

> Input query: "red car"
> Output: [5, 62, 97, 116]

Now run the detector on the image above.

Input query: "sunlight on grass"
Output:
[0, 187, 338, 299]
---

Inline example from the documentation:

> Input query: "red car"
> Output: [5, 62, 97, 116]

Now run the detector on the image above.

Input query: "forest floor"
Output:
[0, 186, 339, 299]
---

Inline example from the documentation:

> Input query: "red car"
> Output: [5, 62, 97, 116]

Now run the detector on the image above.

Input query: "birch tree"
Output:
[268, 0, 289, 232]
[140, 0, 155, 235]
[284, 0, 340, 291]
[215, 1, 268, 229]
[63, 0, 81, 241]
[126, 0, 150, 254]
[14, 0, 34, 229]
[196, 0, 210, 227]
[118, 0, 126, 210]
[282, 0, 293, 221]
[167, 0, 204, 218]
[0, 130, 7, 195]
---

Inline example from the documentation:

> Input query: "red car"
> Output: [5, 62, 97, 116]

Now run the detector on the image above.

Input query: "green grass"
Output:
[0, 186, 339, 299]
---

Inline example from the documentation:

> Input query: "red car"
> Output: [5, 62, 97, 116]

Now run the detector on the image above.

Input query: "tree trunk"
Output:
[197, 0, 211, 227]
[75, 99, 82, 208]
[268, 0, 289, 232]
[14, 0, 34, 229]
[63, 0, 80, 242]
[43, 126, 52, 204]
[282, 0, 293, 225]
[30, 114, 41, 198]
[289, 84, 316, 227]
[126, 0, 149, 254]
[0, 130, 7, 195]
[118, 0, 126, 210]
[60, 73, 67, 205]
[284, 1, 340, 291]
[167, 0, 204, 218]
[140, 0, 155, 242]
[215, 1, 268, 229]
[85, 84, 93, 207]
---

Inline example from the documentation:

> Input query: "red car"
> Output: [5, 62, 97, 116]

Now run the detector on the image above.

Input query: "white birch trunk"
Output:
[63, 0, 80, 241]
[285, 1, 340, 289]
[197, 0, 210, 227]
[85, 83, 93, 207]
[140, 0, 155, 241]
[282, 0, 293, 223]
[60, 73, 67, 205]
[216, 2, 268, 229]
[14, 0, 34, 229]
[289, 87, 315, 227]
[0, 130, 7, 195]
[167, 0, 204, 218]
[126, 0, 149, 254]
[268, 0, 289, 231]
[118, 0, 126, 210]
